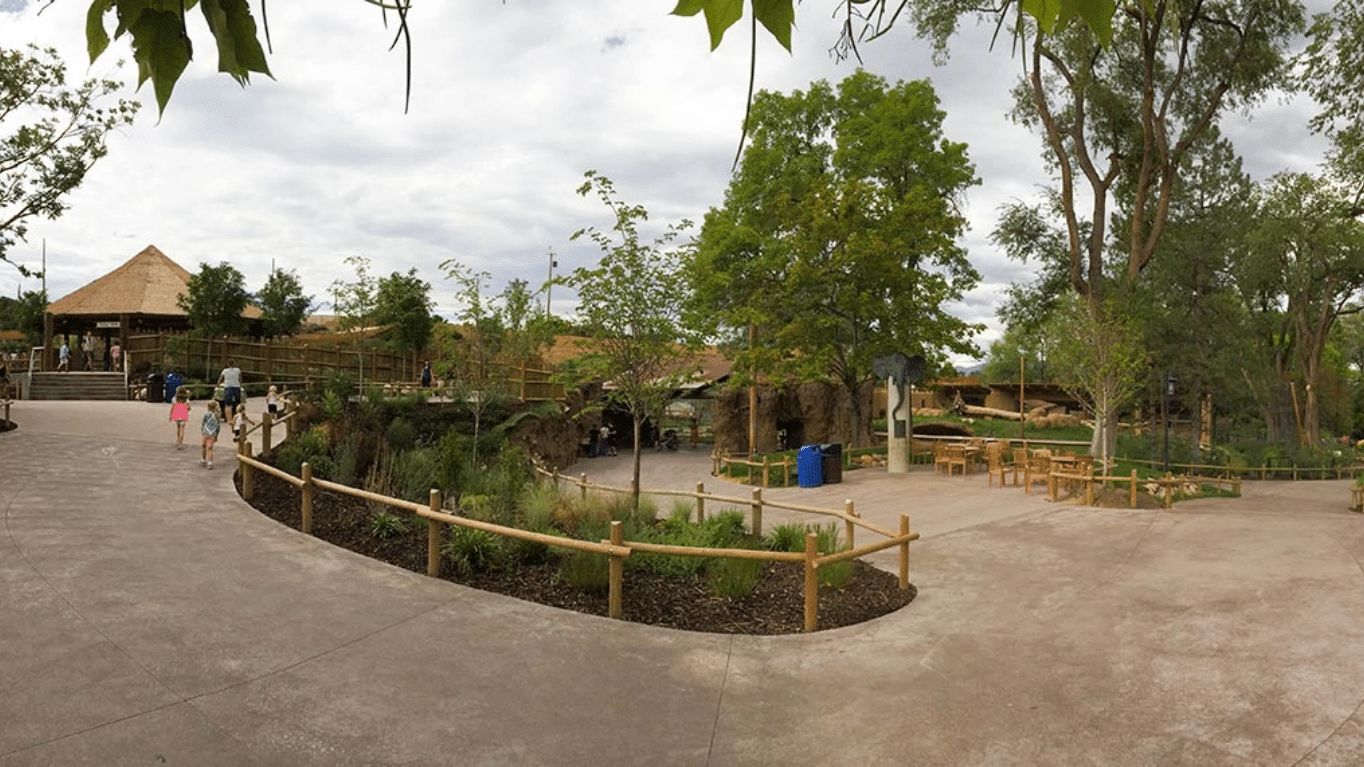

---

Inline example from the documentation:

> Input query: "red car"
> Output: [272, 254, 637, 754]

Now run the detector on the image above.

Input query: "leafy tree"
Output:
[82, 1, 1118, 117]
[687, 70, 981, 447]
[1, 45, 138, 274]
[178, 262, 251, 337]
[373, 268, 435, 362]
[1047, 296, 1149, 466]
[558, 171, 704, 508]
[1237, 172, 1364, 447]
[1300, 0, 1364, 194]
[0, 288, 46, 351]
[330, 255, 379, 388]
[330, 255, 378, 332]
[256, 267, 313, 338]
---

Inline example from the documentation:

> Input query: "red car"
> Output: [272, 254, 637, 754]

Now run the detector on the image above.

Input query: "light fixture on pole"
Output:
[1018, 349, 1027, 447]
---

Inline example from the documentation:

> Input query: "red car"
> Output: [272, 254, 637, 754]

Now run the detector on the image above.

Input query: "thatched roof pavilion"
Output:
[42, 244, 257, 370]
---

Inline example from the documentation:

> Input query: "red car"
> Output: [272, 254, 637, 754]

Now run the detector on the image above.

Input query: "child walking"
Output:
[201, 400, 222, 469]
[168, 386, 191, 449]
[265, 385, 281, 416]
[231, 406, 255, 442]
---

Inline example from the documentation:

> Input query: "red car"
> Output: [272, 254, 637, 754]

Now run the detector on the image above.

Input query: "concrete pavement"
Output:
[5, 401, 1364, 765]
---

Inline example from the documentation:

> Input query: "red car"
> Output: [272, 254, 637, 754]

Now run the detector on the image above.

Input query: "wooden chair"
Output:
[985, 442, 1018, 487]
[1024, 453, 1051, 494]
[946, 444, 970, 476]
[933, 443, 951, 474]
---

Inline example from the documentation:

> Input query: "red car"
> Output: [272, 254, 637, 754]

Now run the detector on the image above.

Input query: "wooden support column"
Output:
[301, 463, 314, 534]
[427, 489, 443, 577]
[608, 521, 624, 620]
[803, 533, 819, 633]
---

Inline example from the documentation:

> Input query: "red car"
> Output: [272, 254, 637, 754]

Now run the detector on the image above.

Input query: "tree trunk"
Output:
[630, 414, 643, 510]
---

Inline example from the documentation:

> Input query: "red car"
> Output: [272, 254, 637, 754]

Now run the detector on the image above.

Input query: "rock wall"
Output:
[713, 381, 875, 454]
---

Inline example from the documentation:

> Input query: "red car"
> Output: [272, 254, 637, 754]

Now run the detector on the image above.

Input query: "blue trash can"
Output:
[797, 444, 824, 488]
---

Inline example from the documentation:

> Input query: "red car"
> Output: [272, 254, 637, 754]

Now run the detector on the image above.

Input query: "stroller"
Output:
[658, 429, 680, 451]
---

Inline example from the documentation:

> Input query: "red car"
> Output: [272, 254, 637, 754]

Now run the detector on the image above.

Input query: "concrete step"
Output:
[29, 372, 130, 401]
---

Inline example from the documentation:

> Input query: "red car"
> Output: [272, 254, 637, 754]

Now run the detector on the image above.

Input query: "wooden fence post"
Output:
[695, 482, 706, 522]
[1164, 472, 1174, 509]
[580, 473, 588, 501]
[899, 515, 910, 590]
[427, 489, 443, 577]
[844, 500, 856, 549]
[1047, 471, 1057, 502]
[804, 532, 819, 633]
[241, 441, 254, 501]
[609, 521, 624, 620]
[261, 411, 272, 452]
[751, 488, 763, 539]
[762, 455, 770, 488]
[1129, 470, 1137, 509]
[301, 462, 314, 534]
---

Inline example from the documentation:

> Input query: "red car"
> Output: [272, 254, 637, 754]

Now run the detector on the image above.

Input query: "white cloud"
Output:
[0, 3, 1330, 367]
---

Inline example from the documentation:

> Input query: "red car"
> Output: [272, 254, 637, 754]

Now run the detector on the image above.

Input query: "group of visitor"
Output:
[165, 358, 284, 471]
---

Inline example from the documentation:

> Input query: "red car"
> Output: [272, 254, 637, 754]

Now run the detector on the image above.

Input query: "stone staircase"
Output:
[28, 372, 131, 401]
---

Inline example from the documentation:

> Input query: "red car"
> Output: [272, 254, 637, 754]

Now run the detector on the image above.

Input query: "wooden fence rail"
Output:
[234, 449, 918, 632]
[1045, 468, 1244, 509]
[122, 333, 565, 401]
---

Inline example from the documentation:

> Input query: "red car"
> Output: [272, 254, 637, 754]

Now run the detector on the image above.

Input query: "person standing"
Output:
[218, 358, 243, 420]
[421, 361, 432, 388]
[110, 341, 121, 372]
[81, 332, 94, 371]
[200, 400, 222, 469]
[168, 386, 191, 450]
[56, 339, 70, 372]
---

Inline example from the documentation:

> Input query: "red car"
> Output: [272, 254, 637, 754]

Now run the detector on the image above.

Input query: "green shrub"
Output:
[509, 535, 554, 566]
[766, 523, 810, 553]
[559, 551, 610, 592]
[320, 388, 345, 423]
[702, 511, 747, 546]
[667, 501, 692, 524]
[275, 427, 331, 478]
[332, 433, 363, 487]
[386, 417, 417, 451]
[707, 557, 763, 598]
[369, 511, 409, 539]
[443, 526, 505, 575]
[518, 482, 560, 533]
[815, 523, 854, 589]
[391, 446, 439, 503]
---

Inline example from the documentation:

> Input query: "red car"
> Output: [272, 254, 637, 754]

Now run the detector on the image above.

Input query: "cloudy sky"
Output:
[0, 1, 1332, 365]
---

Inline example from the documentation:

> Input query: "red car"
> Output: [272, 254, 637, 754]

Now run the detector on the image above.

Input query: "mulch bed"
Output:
[237, 469, 916, 634]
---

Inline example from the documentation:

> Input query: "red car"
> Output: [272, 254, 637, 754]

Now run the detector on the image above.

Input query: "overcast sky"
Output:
[0, 1, 1332, 365]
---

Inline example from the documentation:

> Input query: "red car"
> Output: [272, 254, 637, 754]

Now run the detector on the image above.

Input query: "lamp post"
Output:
[1162, 373, 1176, 472]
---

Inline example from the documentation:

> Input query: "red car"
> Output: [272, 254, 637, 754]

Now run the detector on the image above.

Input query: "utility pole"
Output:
[545, 248, 557, 317]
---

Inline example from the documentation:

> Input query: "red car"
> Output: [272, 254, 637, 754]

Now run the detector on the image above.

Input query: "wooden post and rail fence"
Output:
[1044, 467, 1243, 509]
[121, 332, 564, 402]
[233, 430, 918, 632]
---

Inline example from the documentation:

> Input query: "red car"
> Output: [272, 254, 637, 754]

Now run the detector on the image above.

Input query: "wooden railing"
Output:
[233, 445, 918, 632]
[1044, 468, 1242, 509]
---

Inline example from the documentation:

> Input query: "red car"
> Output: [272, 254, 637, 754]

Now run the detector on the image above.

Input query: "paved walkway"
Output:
[4, 401, 1364, 765]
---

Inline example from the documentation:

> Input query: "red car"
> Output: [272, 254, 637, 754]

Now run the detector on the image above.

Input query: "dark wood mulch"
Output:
[236, 469, 916, 635]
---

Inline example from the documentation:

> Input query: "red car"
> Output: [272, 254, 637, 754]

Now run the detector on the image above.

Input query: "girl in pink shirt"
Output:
[168, 385, 191, 449]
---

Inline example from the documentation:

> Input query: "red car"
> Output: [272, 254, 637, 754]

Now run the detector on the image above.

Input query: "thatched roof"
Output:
[48, 245, 192, 316]
[47, 244, 259, 319]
